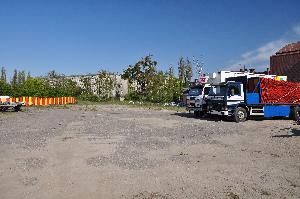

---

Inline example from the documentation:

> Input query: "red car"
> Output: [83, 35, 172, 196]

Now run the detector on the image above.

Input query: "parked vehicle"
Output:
[186, 70, 270, 117]
[186, 84, 211, 117]
[206, 76, 300, 122]
[0, 96, 23, 112]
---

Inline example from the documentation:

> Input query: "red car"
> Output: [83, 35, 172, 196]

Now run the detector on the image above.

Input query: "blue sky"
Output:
[1, 0, 300, 79]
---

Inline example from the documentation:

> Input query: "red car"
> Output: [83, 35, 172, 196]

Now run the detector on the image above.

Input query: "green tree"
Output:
[178, 57, 185, 83]
[46, 70, 81, 97]
[122, 55, 158, 100]
[185, 58, 193, 84]
[10, 69, 21, 97]
[178, 57, 193, 86]
[22, 77, 49, 97]
[95, 70, 115, 101]
[0, 80, 11, 96]
[11, 69, 18, 88]
[80, 76, 92, 94]
[17, 70, 26, 85]
[1, 67, 6, 83]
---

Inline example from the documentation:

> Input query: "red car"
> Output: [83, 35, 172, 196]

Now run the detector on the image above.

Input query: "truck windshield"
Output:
[209, 86, 227, 96]
[188, 88, 202, 96]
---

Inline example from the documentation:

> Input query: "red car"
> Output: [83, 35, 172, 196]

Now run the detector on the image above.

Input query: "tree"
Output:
[22, 77, 49, 97]
[185, 58, 193, 83]
[94, 70, 115, 101]
[0, 80, 11, 96]
[178, 57, 186, 83]
[167, 64, 174, 77]
[10, 69, 21, 96]
[122, 55, 158, 100]
[17, 70, 26, 85]
[1, 67, 6, 83]
[178, 57, 193, 86]
[80, 76, 93, 94]
[11, 69, 18, 88]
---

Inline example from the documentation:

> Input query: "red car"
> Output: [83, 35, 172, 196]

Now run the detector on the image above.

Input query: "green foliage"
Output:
[1, 56, 186, 103]
[22, 77, 49, 97]
[1, 67, 7, 82]
[46, 70, 82, 97]
[123, 55, 183, 103]
[178, 57, 193, 86]
[0, 80, 11, 95]
[122, 55, 157, 96]
[80, 76, 93, 94]
[78, 92, 99, 102]
[95, 70, 115, 101]
[0, 68, 82, 98]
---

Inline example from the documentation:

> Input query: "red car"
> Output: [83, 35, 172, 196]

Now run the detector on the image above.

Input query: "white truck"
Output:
[0, 96, 23, 112]
[186, 84, 211, 117]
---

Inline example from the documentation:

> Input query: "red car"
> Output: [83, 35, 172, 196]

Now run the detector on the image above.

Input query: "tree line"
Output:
[122, 55, 193, 103]
[0, 55, 194, 102]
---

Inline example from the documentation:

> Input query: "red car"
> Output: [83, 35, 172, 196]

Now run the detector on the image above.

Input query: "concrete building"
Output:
[270, 41, 300, 82]
[66, 73, 128, 98]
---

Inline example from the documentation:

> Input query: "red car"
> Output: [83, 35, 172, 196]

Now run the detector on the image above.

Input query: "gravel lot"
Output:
[0, 105, 299, 199]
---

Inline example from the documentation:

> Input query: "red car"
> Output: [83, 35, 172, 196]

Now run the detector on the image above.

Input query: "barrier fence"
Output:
[0, 97, 76, 106]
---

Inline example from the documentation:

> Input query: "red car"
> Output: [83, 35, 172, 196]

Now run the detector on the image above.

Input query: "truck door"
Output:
[227, 83, 244, 105]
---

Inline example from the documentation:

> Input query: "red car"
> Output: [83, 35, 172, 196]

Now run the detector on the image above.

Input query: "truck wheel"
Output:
[294, 106, 300, 123]
[234, 107, 247, 123]
[14, 105, 21, 112]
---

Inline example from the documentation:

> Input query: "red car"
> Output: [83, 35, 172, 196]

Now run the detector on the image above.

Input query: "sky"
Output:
[1, 0, 300, 79]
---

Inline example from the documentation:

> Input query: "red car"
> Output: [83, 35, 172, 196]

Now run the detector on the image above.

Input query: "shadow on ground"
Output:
[272, 128, 300, 138]
[172, 112, 230, 122]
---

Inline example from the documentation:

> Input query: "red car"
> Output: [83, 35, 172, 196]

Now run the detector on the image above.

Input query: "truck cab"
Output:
[186, 84, 211, 117]
[207, 82, 245, 118]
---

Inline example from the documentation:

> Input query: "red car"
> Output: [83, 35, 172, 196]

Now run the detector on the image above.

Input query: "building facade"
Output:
[66, 73, 128, 98]
[270, 41, 300, 82]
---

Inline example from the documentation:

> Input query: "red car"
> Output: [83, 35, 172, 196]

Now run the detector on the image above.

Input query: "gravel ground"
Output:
[0, 105, 299, 199]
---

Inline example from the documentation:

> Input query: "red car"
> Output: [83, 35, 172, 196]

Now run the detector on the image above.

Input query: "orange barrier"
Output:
[0, 97, 76, 106]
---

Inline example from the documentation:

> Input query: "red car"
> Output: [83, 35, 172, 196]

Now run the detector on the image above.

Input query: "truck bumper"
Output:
[209, 110, 229, 116]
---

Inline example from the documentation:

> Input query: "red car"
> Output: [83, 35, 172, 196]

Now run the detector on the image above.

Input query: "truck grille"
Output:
[207, 100, 225, 111]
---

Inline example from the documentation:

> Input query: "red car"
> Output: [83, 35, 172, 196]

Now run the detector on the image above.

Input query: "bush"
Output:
[78, 93, 99, 102]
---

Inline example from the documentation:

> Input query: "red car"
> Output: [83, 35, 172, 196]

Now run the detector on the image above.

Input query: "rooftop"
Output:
[276, 41, 300, 55]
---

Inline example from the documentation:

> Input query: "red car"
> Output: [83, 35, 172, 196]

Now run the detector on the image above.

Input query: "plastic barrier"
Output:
[0, 97, 76, 106]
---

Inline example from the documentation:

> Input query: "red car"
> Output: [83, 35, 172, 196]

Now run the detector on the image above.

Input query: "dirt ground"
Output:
[0, 105, 299, 199]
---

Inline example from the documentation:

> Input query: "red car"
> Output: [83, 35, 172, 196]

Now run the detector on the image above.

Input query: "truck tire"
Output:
[234, 107, 247, 123]
[14, 105, 21, 112]
[294, 106, 300, 123]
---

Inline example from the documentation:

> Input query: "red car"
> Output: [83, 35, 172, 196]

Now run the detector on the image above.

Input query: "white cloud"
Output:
[226, 23, 300, 71]
[293, 24, 300, 36]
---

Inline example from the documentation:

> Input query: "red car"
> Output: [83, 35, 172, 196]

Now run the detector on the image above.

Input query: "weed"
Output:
[261, 190, 271, 196]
